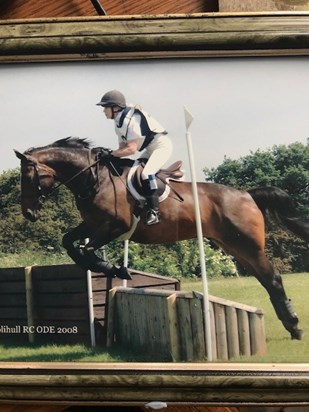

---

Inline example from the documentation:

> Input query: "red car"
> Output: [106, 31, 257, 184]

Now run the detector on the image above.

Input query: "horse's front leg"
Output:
[62, 222, 131, 280]
[62, 222, 92, 270]
[82, 224, 132, 280]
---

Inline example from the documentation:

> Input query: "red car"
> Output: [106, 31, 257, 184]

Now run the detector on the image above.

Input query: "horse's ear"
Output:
[14, 150, 28, 162]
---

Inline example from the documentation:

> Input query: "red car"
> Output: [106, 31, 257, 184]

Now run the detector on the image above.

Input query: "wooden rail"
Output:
[107, 287, 266, 361]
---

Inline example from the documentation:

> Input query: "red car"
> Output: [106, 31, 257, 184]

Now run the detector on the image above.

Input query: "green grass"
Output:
[0, 273, 308, 363]
[0, 343, 142, 363]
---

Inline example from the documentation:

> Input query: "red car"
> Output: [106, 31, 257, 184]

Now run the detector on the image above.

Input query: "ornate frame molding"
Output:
[1, 13, 309, 63]
[0, 362, 309, 405]
[1, 12, 309, 406]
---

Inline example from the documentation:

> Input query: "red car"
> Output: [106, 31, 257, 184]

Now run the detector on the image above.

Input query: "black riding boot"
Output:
[146, 193, 160, 225]
[142, 179, 161, 225]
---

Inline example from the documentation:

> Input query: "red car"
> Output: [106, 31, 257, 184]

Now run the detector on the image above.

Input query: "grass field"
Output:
[0, 273, 308, 363]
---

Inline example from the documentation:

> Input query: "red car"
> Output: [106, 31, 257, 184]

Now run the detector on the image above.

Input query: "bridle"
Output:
[21, 160, 54, 209]
[23, 151, 102, 206]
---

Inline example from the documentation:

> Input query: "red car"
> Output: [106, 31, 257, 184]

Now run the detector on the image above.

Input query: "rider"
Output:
[96, 89, 173, 225]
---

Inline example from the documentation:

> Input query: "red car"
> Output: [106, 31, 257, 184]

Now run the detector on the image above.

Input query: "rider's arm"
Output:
[111, 140, 139, 157]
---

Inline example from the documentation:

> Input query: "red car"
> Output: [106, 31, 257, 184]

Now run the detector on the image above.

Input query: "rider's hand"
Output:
[98, 148, 113, 162]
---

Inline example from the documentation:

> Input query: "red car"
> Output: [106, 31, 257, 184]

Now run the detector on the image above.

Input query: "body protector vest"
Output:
[115, 105, 167, 151]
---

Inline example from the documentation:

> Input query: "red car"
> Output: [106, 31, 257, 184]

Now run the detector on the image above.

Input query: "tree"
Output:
[203, 142, 308, 272]
[0, 168, 80, 254]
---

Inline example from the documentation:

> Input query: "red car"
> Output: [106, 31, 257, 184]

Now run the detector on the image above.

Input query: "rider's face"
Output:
[103, 107, 113, 119]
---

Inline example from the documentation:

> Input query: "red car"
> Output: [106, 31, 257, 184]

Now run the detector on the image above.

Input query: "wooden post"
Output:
[106, 287, 117, 348]
[225, 305, 240, 359]
[249, 312, 267, 356]
[24, 266, 35, 343]
[189, 296, 206, 360]
[193, 291, 218, 360]
[102, 276, 113, 346]
[177, 296, 194, 361]
[166, 293, 180, 361]
[214, 303, 228, 360]
[237, 309, 251, 356]
[209, 301, 218, 361]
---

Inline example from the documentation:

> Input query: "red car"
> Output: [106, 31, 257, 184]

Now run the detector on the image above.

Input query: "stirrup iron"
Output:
[146, 209, 160, 225]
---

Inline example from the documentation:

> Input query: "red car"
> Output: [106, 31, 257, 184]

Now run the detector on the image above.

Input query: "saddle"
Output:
[127, 159, 185, 203]
[96, 148, 184, 203]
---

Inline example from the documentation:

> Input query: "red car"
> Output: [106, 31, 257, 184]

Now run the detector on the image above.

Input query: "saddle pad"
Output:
[127, 160, 170, 203]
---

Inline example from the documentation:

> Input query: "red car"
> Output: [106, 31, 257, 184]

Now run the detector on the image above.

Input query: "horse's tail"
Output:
[248, 186, 309, 242]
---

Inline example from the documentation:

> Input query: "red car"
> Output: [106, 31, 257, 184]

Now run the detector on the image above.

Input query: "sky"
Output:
[1, 57, 308, 181]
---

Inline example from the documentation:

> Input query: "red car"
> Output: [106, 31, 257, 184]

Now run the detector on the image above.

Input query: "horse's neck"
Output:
[37, 149, 92, 195]
[39, 150, 87, 175]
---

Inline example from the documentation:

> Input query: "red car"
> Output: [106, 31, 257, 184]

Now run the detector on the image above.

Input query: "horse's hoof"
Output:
[291, 329, 303, 340]
[114, 266, 132, 280]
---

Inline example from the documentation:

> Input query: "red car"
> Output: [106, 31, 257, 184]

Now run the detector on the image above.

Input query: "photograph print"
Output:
[0, 56, 308, 363]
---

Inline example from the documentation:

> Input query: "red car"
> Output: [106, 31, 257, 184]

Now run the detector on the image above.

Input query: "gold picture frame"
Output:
[0, 12, 308, 408]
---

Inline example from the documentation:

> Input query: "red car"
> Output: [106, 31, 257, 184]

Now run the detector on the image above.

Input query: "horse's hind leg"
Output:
[266, 270, 302, 340]
[232, 247, 302, 340]
[217, 230, 303, 340]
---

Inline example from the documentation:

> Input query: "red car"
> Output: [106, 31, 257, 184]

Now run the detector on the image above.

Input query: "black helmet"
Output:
[96, 90, 126, 108]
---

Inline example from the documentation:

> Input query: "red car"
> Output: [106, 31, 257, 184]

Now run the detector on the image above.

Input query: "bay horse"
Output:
[14, 137, 309, 340]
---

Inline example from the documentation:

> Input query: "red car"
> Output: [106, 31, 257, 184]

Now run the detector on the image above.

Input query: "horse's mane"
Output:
[25, 137, 93, 154]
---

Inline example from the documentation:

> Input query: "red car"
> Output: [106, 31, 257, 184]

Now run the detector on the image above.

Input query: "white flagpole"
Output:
[123, 239, 129, 287]
[85, 238, 96, 347]
[184, 106, 213, 361]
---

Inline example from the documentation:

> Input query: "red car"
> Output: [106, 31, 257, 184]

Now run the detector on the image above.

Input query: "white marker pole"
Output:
[85, 238, 96, 347]
[123, 239, 129, 288]
[184, 106, 213, 361]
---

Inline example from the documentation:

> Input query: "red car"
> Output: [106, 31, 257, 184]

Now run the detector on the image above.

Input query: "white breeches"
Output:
[141, 134, 173, 180]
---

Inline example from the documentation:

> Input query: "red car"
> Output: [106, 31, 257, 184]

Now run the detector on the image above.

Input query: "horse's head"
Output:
[14, 150, 56, 222]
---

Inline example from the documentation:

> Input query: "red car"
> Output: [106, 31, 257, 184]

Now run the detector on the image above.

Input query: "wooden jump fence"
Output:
[0, 264, 179, 345]
[0, 264, 266, 361]
[106, 287, 266, 361]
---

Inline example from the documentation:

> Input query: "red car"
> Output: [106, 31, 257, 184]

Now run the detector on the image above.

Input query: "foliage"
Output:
[203, 142, 308, 273]
[0, 168, 80, 254]
[204, 142, 308, 208]
[104, 239, 237, 279]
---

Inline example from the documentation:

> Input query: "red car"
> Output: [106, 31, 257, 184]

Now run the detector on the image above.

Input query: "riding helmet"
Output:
[96, 90, 126, 108]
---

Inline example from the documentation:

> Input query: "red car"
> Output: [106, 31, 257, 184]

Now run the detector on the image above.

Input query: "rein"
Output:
[37, 154, 101, 202]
